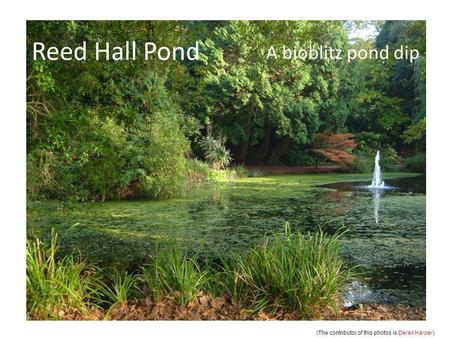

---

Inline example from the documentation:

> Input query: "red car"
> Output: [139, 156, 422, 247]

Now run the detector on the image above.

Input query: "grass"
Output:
[217, 224, 352, 317]
[27, 226, 354, 319]
[100, 269, 137, 306]
[140, 246, 208, 306]
[26, 229, 101, 319]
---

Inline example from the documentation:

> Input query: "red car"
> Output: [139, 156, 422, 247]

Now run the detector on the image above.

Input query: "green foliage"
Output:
[403, 117, 426, 148]
[133, 112, 190, 199]
[281, 144, 316, 166]
[27, 22, 195, 201]
[353, 154, 374, 174]
[198, 135, 232, 169]
[26, 226, 356, 318]
[100, 270, 137, 306]
[354, 148, 400, 173]
[353, 132, 401, 172]
[26, 20, 426, 202]
[217, 224, 352, 317]
[185, 158, 211, 186]
[140, 247, 208, 306]
[232, 165, 249, 178]
[186, 21, 350, 164]
[26, 229, 101, 319]
[404, 153, 426, 173]
[347, 21, 426, 153]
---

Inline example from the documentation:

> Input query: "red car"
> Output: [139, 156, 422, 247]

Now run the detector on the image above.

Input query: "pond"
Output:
[27, 172, 426, 308]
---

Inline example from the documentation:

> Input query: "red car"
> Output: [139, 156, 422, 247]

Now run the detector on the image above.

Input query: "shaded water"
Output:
[28, 173, 426, 308]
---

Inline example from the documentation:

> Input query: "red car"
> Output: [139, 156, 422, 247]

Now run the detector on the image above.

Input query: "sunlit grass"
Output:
[26, 229, 101, 319]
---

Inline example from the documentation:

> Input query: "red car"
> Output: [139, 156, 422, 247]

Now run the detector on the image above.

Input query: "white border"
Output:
[1, 0, 449, 337]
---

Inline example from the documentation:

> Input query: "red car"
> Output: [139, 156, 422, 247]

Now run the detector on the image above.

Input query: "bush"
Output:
[217, 224, 352, 317]
[198, 135, 232, 170]
[281, 144, 316, 166]
[353, 147, 401, 173]
[185, 158, 211, 186]
[27, 109, 192, 201]
[404, 153, 426, 173]
[131, 112, 191, 199]
[26, 229, 101, 319]
[353, 153, 373, 173]
[232, 165, 248, 178]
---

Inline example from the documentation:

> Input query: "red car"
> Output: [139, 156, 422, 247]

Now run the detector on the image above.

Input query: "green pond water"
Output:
[27, 172, 426, 308]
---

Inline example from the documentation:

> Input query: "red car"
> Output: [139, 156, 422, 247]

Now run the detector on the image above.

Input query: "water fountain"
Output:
[367, 151, 389, 224]
[369, 151, 385, 188]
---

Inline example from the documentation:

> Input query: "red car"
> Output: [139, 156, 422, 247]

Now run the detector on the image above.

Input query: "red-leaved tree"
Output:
[311, 133, 357, 167]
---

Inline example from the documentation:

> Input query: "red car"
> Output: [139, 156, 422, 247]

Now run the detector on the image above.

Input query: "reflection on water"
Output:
[320, 175, 426, 226]
[319, 176, 426, 307]
[374, 190, 380, 224]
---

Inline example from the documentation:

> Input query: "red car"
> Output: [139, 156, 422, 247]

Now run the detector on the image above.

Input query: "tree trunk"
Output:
[248, 125, 272, 165]
[233, 122, 252, 164]
[266, 136, 290, 166]
[234, 140, 249, 164]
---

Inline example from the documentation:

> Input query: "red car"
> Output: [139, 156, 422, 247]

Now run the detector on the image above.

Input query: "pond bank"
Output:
[48, 295, 426, 320]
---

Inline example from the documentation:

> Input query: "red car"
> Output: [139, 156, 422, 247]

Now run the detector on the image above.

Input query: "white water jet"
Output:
[369, 151, 385, 188]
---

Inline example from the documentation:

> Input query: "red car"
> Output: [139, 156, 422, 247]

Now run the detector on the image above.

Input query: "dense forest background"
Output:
[26, 20, 426, 201]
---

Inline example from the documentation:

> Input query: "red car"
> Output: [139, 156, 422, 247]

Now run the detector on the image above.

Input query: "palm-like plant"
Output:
[198, 135, 232, 169]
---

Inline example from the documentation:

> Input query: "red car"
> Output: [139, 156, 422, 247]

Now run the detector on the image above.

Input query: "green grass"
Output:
[27, 226, 355, 318]
[26, 229, 101, 319]
[100, 269, 137, 306]
[140, 246, 208, 306]
[217, 224, 352, 317]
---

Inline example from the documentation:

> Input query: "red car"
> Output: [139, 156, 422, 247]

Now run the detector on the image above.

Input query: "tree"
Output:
[311, 133, 357, 168]
[26, 21, 195, 200]
[186, 21, 352, 165]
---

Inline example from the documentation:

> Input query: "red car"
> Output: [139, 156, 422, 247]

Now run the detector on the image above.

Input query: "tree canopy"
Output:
[27, 20, 426, 201]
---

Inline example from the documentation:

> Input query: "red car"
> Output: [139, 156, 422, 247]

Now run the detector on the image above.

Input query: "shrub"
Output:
[353, 153, 373, 173]
[281, 144, 316, 166]
[140, 247, 208, 306]
[231, 165, 248, 178]
[198, 135, 232, 170]
[26, 150, 85, 201]
[134, 112, 190, 199]
[207, 167, 246, 182]
[217, 224, 352, 317]
[353, 147, 401, 173]
[26, 229, 101, 319]
[27, 110, 192, 201]
[185, 158, 211, 186]
[311, 133, 357, 168]
[404, 153, 426, 173]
